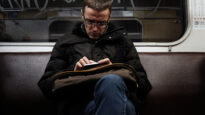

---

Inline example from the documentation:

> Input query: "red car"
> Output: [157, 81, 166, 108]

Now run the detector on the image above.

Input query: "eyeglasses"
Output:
[84, 19, 108, 28]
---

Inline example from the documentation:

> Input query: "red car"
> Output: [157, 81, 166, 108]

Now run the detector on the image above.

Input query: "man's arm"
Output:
[123, 38, 152, 100]
[38, 42, 68, 99]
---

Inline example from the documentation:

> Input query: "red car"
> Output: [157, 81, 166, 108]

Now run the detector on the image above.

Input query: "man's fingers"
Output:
[83, 56, 90, 64]
[74, 56, 93, 71]
[98, 58, 112, 64]
[79, 58, 86, 66]
[77, 62, 83, 68]
[79, 56, 90, 66]
[89, 60, 97, 64]
[74, 62, 83, 71]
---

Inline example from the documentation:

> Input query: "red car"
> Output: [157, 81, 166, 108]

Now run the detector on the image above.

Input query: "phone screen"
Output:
[83, 63, 102, 70]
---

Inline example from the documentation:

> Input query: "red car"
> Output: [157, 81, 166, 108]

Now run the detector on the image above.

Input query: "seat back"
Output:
[0, 52, 205, 115]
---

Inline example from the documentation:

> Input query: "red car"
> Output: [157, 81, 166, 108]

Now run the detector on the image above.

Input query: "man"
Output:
[38, 0, 152, 115]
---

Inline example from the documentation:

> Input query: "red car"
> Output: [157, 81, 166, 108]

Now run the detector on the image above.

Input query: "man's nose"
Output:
[92, 24, 98, 31]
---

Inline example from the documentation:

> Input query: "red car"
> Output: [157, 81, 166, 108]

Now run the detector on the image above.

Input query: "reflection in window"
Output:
[4, 20, 48, 42]
[0, 0, 186, 43]
[0, 20, 13, 42]
[49, 20, 142, 42]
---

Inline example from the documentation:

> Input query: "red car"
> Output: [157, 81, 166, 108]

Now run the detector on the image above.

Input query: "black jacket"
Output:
[38, 23, 151, 113]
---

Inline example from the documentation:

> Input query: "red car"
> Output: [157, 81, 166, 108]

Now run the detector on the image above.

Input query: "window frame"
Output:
[0, 0, 192, 48]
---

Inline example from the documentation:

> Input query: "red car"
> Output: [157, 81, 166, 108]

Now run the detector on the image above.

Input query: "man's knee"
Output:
[99, 74, 124, 85]
[95, 74, 127, 91]
[94, 74, 128, 103]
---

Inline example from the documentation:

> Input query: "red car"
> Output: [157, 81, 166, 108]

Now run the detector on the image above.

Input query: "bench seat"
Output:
[0, 52, 204, 115]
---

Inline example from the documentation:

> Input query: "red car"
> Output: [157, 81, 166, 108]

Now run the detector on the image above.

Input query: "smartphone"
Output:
[83, 63, 104, 70]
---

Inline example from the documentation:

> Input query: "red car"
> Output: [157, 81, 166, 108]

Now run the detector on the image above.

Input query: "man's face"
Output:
[82, 6, 110, 39]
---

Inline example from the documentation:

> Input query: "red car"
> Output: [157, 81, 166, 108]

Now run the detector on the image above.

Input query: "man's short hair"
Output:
[83, 0, 112, 12]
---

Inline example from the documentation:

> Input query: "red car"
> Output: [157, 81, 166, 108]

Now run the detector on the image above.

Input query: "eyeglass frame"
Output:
[83, 16, 109, 28]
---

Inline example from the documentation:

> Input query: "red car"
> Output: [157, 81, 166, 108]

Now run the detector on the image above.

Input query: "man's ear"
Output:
[81, 9, 84, 20]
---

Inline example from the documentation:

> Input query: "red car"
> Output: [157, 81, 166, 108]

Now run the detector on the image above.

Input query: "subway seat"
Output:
[0, 52, 205, 115]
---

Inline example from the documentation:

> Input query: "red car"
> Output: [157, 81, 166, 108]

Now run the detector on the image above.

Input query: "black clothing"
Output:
[38, 23, 151, 114]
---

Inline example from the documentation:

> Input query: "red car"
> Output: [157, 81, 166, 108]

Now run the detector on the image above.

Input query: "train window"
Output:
[0, 0, 186, 43]
[49, 19, 142, 42]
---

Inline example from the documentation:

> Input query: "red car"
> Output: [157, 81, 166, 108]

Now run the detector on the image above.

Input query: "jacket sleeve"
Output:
[123, 38, 152, 100]
[38, 40, 68, 99]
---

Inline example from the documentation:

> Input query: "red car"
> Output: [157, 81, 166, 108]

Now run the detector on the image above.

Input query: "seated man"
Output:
[38, 0, 152, 114]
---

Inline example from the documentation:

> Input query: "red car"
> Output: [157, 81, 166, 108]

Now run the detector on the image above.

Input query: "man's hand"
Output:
[74, 56, 96, 71]
[74, 57, 112, 71]
[98, 58, 112, 65]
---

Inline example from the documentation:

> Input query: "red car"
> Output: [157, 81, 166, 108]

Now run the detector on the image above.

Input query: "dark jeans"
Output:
[84, 74, 136, 115]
